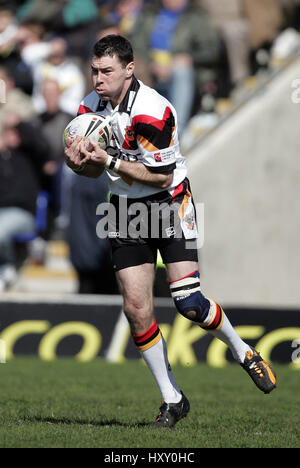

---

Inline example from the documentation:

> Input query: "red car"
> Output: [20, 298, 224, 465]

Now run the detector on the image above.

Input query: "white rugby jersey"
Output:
[78, 76, 187, 198]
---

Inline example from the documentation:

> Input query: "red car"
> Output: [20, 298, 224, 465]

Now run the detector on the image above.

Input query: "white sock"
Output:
[208, 312, 251, 363]
[141, 336, 182, 404]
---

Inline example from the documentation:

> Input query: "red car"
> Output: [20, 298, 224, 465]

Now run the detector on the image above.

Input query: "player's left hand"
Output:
[79, 139, 108, 167]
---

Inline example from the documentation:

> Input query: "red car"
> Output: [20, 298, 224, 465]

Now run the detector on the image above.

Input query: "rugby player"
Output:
[65, 35, 276, 428]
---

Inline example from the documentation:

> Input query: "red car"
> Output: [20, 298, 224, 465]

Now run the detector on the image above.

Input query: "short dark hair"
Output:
[93, 34, 134, 68]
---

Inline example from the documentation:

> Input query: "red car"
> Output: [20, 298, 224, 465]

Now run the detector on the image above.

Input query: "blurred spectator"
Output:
[34, 78, 73, 226]
[108, 0, 144, 36]
[96, 22, 122, 42]
[67, 172, 118, 295]
[243, 0, 283, 73]
[200, 0, 251, 87]
[14, 22, 86, 115]
[0, 4, 33, 95]
[0, 4, 18, 57]
[0, 64, 36, 129]
[93, 0, 154, 88]
[0, 112, 56, 291]
[277, 0, 300, 30]
[16, 0, 100, 59]
[131, 0, 220, 134]
[244, 0, 283, 51]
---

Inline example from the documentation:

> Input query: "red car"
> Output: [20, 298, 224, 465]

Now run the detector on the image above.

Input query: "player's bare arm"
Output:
[80, 139, 173, 189]
[120, 161, 173, 189]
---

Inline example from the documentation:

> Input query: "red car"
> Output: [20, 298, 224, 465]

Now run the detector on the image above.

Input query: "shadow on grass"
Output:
[27, 415, 151, 429]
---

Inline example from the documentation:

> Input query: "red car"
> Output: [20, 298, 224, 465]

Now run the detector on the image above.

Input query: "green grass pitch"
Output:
[0, 357, 298, 448]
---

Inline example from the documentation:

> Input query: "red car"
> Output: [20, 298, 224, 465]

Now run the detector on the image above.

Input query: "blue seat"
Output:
[14, 191, 50, 243]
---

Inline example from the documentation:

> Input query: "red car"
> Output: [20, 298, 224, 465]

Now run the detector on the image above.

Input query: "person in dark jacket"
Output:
[35, 78, 74, 223]
[67, 171, 118, 295]
[0, 112, 55, 290]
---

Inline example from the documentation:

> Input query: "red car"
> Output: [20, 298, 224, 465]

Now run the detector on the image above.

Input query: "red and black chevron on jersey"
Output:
[78, 76, 187, 198]
[131, 106, 175, 152]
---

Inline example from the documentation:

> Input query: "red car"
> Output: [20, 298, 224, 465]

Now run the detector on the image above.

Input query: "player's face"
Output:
[91, 54, 134, 107]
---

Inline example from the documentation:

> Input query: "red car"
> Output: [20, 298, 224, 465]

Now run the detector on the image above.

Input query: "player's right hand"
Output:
[64, 136, 87, 171]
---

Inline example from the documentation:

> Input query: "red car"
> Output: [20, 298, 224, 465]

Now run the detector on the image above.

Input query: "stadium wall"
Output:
[187, 58, 300, 308]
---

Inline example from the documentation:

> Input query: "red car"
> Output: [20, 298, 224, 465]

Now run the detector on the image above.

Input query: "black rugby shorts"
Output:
[108, 178, 199, 271]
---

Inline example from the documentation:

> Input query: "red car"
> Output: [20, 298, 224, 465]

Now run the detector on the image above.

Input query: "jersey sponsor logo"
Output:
[122, 125, 137, 150]
[107, 146, 139, 162]
[155, 148, 175, 163]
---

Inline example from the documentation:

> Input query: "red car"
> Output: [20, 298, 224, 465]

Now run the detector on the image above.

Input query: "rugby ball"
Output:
[63, 113, 112, 149]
